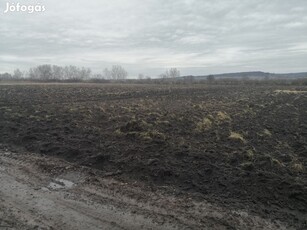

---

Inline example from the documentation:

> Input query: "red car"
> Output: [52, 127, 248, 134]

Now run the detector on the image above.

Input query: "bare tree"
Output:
[103, 68, 111, 79]
[63, 66, 79, 80]
[37, 65, 53, 80]
[29, 67, 40, 80]
[160, 68, 180, 79]
[92, 73, 104, 79]
[0, 73, 12, 80]
[13, 69, 23, 79]
[52, 65, 64, 80]
[111, 65, 128, 80]
[78, 67, 91, 80]
[168, 68, 180, 78]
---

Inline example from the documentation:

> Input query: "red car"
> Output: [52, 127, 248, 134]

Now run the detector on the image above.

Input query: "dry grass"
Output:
[291, 163, 304, 172]
[263, 129, 272, 136]
[139, 130, 166, 141]
[216, 111, 231, 122]
[192, 104, 205, 110]
[271, 158, 283, 167]
[274, 90, 307, 94]
[229, 131, 245, 143]
[246, 149, 254, 159]
[195, 118, 212, 132]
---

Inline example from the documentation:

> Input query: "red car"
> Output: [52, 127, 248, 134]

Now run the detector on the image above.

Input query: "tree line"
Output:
[0, 65, 184, 82]
[0, 64, 129, 81]
[0, 64, 185, 82]
[1, 65, 307, 85]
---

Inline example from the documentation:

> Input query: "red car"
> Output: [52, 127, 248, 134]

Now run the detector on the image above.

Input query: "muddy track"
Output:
[0, 146, 290, 230]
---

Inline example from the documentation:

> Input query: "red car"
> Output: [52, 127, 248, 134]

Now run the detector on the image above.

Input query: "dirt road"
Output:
[0, 146, 291, 230]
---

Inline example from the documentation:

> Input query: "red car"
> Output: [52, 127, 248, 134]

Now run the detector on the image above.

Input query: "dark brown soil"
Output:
[0, 83, 306, 228]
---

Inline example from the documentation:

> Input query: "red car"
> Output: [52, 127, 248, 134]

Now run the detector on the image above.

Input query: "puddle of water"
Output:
[47, 178, 75, 190]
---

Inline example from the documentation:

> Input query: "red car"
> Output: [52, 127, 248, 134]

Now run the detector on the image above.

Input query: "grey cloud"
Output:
[0, 0, 307, 76]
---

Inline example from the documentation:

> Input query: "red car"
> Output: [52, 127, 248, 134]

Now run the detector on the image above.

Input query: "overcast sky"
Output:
[1, 0, 307, 77]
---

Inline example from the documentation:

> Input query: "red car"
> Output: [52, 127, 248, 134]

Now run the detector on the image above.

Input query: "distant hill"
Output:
[183, 71, 307, 80]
